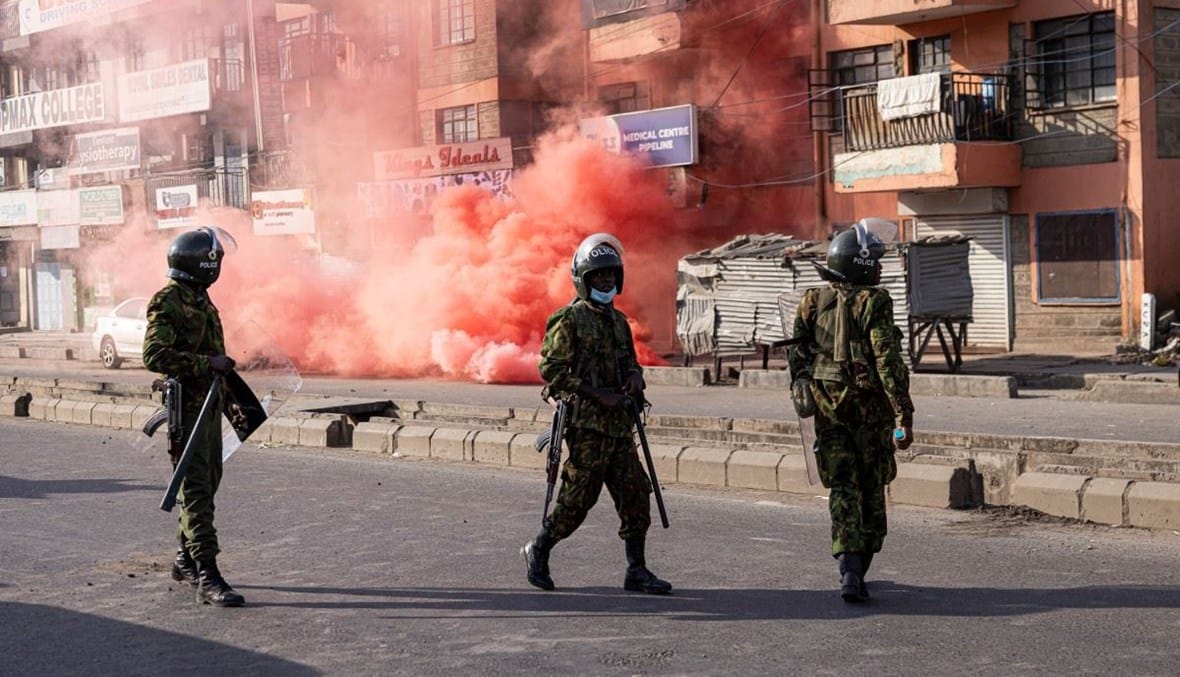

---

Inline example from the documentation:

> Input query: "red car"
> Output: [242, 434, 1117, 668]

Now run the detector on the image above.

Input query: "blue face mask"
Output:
[589, 287, 617, 305]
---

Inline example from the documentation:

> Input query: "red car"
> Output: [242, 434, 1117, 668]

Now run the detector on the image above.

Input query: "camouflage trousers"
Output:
[546, 427, 653, 541]
[175, 392, 224, 562]
[814, 416, 897, 557]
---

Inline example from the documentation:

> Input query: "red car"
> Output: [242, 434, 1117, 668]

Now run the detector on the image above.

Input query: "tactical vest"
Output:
[809, 286, 879, 391]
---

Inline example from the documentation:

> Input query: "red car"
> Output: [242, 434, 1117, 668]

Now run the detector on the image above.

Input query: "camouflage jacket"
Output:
[787, 282, 914, 427]
[142, 280, 226, 395]
[538, 299, 643, 438]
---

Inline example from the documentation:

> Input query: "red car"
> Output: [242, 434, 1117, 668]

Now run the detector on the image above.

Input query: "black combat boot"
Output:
[522, 530, 558, 591]
[859, 552, 874, 599]
[838, 552, 867, 604]
[171, 546, 198, 587]
[195, 558, 245, 607]
[623, 535, 672, 595]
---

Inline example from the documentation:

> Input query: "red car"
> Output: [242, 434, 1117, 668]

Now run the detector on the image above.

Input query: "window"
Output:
[910, 35, 951, 74]
[830, 44, 894, 131]
[598, 81, 650, 115]
[436, 0, 475, 46]
[438, 105, 477, 143]
[181, 26, 207, 61]
[78, 50, 100, 83]
[124, 36, 144, 73]
[381, 5, 402, 57]
[1035, 210, 1120, 302]
[1032, 12, 1116, 109]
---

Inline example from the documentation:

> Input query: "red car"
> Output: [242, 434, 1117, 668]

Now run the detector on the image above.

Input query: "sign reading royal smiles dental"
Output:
[19, 0, 152, 35]
[579, 104, 698, 168]
[118, 59, 211, 123]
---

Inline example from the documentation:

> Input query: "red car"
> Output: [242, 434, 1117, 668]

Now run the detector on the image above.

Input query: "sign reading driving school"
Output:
[579, 104, 697, 168]
[19, 0, 152, 35]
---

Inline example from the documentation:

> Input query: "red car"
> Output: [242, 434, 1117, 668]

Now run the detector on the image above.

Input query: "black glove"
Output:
[208, 355, 236, 374]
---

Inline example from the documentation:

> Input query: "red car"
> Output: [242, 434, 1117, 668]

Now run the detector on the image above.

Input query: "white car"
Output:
[91, 297, 148, 369]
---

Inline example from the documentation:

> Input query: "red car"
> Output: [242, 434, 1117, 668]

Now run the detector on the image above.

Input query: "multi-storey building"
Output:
[814, 0, 1180, 352]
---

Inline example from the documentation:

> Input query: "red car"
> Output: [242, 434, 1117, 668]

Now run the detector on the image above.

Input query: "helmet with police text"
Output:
[166, 226, 237, 287]
[824, 219, 893, 286]
[570, 233, 625, 300]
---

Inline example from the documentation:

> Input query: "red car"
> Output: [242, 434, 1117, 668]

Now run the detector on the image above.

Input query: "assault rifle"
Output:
[533, 398, 569, 525]
[142, 378, 183, 464]
[160, 376, 223, 512]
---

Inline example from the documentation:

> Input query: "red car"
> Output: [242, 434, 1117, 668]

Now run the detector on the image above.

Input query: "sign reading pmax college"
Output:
[118, 59, 211, 123]
[0, 83, 106, 134]
[373, 137, 514, 181]
[579, 104, 698, 168]
[19, 0, 152, 35]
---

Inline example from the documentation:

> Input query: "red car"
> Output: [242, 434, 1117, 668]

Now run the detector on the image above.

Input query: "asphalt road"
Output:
[3, 418, 1180, 676]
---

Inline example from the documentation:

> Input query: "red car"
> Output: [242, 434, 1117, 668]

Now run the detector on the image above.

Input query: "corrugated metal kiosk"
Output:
[676, 233, 974, 374]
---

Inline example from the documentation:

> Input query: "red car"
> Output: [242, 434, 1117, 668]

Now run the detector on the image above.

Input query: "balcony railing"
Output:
[840, 72, 1013, 152]
[147, 167, 249, 211]
[279, 33, 357, 82]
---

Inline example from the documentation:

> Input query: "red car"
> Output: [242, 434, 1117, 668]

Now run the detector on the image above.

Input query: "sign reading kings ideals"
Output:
[373, 137, 514, 181]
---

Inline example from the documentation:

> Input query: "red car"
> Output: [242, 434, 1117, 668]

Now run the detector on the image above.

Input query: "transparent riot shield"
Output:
[132, 320, 301, 463]
[220, 320, 302, 461]
[778, 289, 821, 487]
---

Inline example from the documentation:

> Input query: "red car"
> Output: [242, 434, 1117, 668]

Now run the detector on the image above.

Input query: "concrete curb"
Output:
[12, 391, 1180, 533]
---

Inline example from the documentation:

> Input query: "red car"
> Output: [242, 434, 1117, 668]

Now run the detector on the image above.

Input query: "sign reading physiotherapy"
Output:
[19, 0, 152, 35]
[373, 137, 514, 181]
[118, 59, 211, 123]
[155, 185, 198, 230]
[251, 189, 315, 236]
[0, 83, 106, 134]
[579, 104, 698, 168]
[70, 127, 140, 174]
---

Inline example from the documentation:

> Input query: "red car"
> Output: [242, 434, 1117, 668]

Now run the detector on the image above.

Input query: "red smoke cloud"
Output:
[93, 132, 677, 384]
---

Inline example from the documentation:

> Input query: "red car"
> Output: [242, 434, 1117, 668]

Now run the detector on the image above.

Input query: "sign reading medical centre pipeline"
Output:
[70, 127, 140, 174]
[251, 189, 315, 236]
[0, 83, 106, 134]
[373, 137, 514, 181]
[579, 104, 698, 168]
[118, 59, 211, 123]
[19, 0, 151, 35]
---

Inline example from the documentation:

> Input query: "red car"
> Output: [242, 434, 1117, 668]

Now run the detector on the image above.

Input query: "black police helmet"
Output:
[167, 227, 228, 287]
[826, 222, 886, 285]
[571, 233, 625, 300]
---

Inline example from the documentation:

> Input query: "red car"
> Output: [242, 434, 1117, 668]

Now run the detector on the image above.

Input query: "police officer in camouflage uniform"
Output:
[788, 221, 914, 603]
[521, 233, 671, 595]
[142, 226, 244, 607]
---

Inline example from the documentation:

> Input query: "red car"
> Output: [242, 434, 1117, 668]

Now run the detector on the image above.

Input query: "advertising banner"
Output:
[19, 0, 152, 35]
[579, 104, 698, 168]
[357, 169, 514, 218]
[70, 127, 140, 174]
[0, 83, 107, 134]
[155, 184, 198, 230]
[118, 59, 211, 123]
[251, 188, 315, 236]
[0, 190, 36, 227]
[78, 186, 124, 225]
[36, 189, 77, 227]
[373, 137, 514, 181]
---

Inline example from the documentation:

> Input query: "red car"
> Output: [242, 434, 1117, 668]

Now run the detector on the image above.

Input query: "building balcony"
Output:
[279, 33, 358, 82]
[828, 72, 1022, 193]
[826, 0, 1016, 26]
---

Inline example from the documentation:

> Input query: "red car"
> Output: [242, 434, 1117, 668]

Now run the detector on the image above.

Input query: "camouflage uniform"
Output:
[537, 299, 652, 540]
[142, 279, 227, 563]
[788, 282, 914, 557]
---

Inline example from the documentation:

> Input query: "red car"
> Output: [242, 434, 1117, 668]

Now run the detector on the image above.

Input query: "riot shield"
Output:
[778, 289, 821, 487]
[220, 320, 302, 461]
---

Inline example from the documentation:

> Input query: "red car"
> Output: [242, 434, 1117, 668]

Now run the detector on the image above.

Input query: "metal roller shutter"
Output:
[915, 215, 1012, 350]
